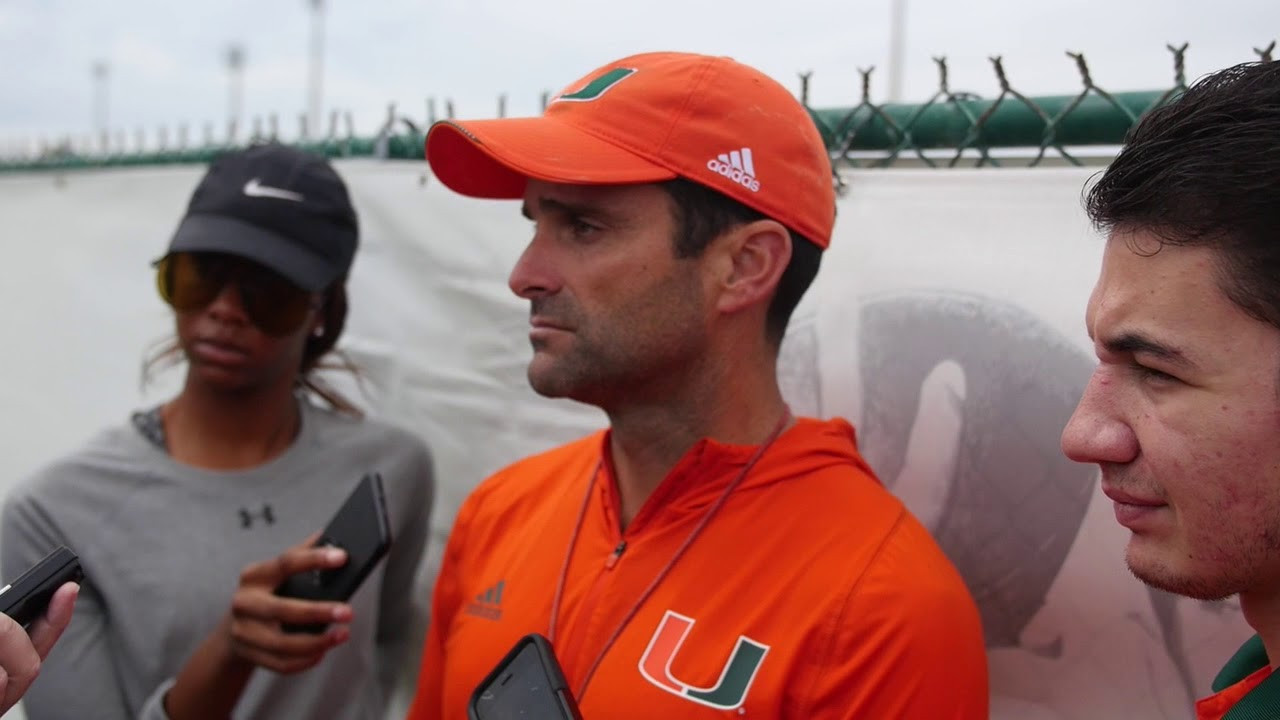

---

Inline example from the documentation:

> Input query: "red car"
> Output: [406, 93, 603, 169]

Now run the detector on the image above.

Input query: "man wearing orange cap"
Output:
[408, 52, 987, 719]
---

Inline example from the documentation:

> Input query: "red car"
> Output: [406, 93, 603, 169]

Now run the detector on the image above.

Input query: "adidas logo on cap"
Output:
[706, 147, 761, 192]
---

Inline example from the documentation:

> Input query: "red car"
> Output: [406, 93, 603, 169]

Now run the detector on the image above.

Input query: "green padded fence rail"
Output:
[3, 42, 1275, 173]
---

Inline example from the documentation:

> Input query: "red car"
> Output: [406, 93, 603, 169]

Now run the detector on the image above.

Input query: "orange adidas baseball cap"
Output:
[425, 52, 836, 249]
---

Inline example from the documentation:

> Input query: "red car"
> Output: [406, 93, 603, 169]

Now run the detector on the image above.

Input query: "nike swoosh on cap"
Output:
[243, 178, 305, 202]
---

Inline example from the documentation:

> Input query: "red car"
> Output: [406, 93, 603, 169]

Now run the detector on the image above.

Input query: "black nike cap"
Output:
[164, 142, 359, 291]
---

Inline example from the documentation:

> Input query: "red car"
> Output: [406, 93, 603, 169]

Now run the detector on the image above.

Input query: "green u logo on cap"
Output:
[555, 67, 637, 103]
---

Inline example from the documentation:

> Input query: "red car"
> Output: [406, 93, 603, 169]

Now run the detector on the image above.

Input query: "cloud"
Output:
[110, 34, 183, 83]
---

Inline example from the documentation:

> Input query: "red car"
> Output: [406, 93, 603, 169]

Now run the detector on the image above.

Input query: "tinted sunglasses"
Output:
[154, 252, 317, 336]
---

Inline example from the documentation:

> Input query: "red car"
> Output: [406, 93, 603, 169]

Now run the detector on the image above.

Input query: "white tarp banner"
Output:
[0, 160, 1252, 719]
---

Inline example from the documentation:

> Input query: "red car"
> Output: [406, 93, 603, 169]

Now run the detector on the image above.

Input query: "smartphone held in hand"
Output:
[275, 472, 392, 633]
[0, 545, 82, 628]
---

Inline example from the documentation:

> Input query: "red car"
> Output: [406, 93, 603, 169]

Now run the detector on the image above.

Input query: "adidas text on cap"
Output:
[425, 52, 836, 249]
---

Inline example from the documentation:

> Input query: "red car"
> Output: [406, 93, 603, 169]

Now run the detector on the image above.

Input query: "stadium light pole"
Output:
[227, 44, 246, 140]
[887, 0, 907, 102]
[92, 61, 110, 148]
[307, 0, 326, 139]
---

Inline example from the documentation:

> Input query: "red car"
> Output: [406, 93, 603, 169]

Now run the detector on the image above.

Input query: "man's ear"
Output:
[713, 219, 792, 315]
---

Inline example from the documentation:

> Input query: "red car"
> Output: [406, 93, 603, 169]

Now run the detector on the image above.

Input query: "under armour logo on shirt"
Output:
[239, 504, 276, 528]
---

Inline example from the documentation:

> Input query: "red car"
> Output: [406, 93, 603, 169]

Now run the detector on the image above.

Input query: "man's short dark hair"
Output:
[659, 178, 823, 346]
[1086, 60, 1280, 328]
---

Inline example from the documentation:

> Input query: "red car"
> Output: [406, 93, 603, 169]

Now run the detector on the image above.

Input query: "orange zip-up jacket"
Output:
[408, 417, 988, 719]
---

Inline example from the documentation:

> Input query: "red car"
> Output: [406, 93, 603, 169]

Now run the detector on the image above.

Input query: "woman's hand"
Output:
[225, 535, 353, 673]
[165, 535, 353, 720]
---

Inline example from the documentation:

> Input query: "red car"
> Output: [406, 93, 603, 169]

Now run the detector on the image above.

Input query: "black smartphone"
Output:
[0, 546, 83, 628]
[469, 634, 583, 720]
[275, 472, 391, 633]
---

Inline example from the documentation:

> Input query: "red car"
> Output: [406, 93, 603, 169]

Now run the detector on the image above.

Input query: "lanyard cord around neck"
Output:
[547, 408, 793, 701]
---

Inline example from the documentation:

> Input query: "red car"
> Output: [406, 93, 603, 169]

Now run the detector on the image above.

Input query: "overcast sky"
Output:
[1, 0, 1275, 150]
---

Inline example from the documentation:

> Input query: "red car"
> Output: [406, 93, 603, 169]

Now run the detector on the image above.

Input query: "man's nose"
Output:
[1061, 368, 1138, 466]
[508, 235, 560, 300]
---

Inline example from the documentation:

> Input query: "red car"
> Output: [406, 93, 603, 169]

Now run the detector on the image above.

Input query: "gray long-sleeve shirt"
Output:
[1, 399, 434, 720]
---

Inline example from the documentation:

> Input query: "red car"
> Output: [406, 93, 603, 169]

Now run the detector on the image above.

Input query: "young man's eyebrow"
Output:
[1103, 332, 1197, 370]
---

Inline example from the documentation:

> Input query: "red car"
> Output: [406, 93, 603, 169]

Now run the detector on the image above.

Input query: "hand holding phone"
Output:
[0, 546, 82, 714]
[470, 634, 583, 720]
[0, 546, 82, 628]
[0, 576, 78, 716]
[275, 473, 392, 633]
[219, 473, 392, 674]
[224, 535, 354, 674]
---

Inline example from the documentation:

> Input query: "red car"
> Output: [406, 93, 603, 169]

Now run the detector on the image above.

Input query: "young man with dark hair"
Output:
[410, 52, 987, 719]
[1062, 60, 1280, 719]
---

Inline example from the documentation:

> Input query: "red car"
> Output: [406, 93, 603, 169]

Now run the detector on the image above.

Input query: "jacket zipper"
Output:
[604, 541, 627, 569]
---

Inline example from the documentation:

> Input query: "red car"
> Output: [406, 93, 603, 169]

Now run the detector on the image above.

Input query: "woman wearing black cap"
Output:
[1, 143, 434, 720]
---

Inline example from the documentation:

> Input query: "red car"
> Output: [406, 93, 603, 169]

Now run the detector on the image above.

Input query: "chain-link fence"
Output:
[815, 41, 1274, 170]
[1, 42, 1275, 174]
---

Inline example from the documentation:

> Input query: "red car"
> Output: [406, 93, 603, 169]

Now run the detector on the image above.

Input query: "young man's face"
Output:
[1061, 230, 1280, 601]
[510, 180, 711, 408]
